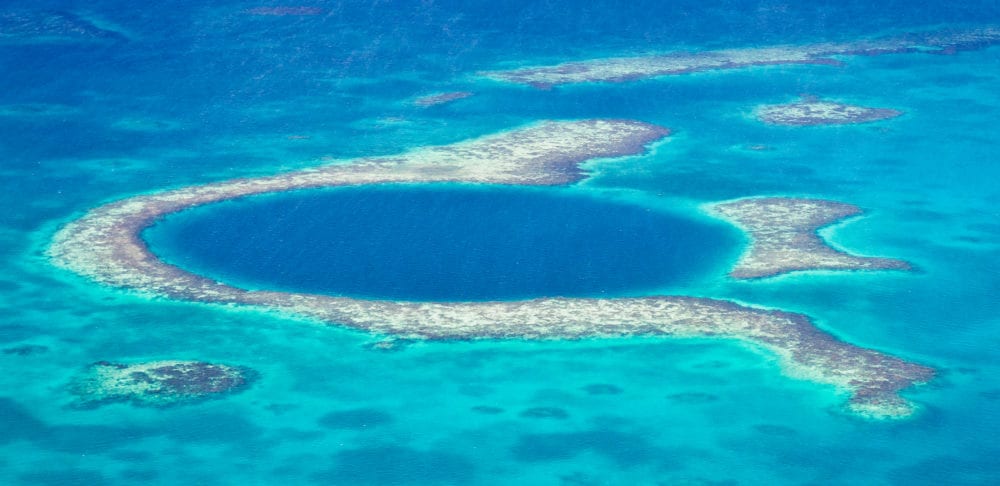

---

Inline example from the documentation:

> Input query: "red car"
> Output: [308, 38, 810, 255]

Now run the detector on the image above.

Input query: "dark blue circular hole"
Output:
[144, 185, 739, 301]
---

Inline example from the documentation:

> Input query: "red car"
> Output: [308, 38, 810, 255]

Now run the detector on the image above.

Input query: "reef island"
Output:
[481, 27, 1000, 88]
[49, 119, 930, 418]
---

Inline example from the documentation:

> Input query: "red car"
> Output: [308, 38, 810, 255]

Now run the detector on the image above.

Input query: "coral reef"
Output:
[709, 197, 911, 279]
[413, 91, 474, 107]
[755, 97, 902, 126]
[69, 360, 254, 407]
[481, 27, 1000, 88]
[49, 120, 930, 418]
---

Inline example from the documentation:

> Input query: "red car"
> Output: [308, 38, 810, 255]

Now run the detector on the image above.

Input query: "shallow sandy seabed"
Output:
[48, 119, 930, 418]
[481, 27, 1000, 88]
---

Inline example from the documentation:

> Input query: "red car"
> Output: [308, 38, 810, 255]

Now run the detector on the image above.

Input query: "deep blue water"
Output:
[145, 185, 739, 300]
[3, 0, 1000, 485]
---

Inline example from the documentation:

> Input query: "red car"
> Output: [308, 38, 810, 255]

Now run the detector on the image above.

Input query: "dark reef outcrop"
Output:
[69, 360, 254, 408]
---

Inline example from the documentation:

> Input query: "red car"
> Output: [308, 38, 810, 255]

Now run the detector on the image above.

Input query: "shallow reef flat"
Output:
[413, 91, 474, 107]
[48, 119, 931, 418]
[755, 97, 902, 126]
[710, 197, 912, 279]
[69, 360, 253, 408]
[481, 27, 1000, 88]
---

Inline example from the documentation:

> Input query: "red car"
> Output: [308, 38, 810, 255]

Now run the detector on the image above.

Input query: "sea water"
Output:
[2, 0, 1000, 484]
[143, 185, 740, 301]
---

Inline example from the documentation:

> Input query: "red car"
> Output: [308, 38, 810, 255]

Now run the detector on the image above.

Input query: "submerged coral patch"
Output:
[755, 97, 902, 126]
[2, 344, 48, 356]
[520, 407, 570, 419]
[69, 360, 254, 408]
[582, 384, 624, 395]
[413, 91, 474, 107]
[471, 405, 505, 415]
[481, 27, 1000, 88]
[666, 392, 719, 404]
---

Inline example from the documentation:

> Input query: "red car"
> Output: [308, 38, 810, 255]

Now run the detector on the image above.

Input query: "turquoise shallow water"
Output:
[3, 1, 1000, 485]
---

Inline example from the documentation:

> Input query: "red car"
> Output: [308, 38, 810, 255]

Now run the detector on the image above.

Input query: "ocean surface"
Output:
[144, 185, 740, 301]
[2, 1, 1000, 484]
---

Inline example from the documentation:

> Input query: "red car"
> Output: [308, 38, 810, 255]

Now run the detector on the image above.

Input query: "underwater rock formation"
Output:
[413, 91, 474, 107]
[755, 97, 902, 126]
[69, 360, 254, 408]
[2, 344, 48, 356]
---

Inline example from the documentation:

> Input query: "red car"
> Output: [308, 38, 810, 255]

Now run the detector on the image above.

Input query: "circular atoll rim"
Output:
[48, 119, 929, 419]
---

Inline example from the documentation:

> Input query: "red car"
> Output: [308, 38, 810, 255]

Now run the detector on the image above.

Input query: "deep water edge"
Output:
[143, 184, 741, 301]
